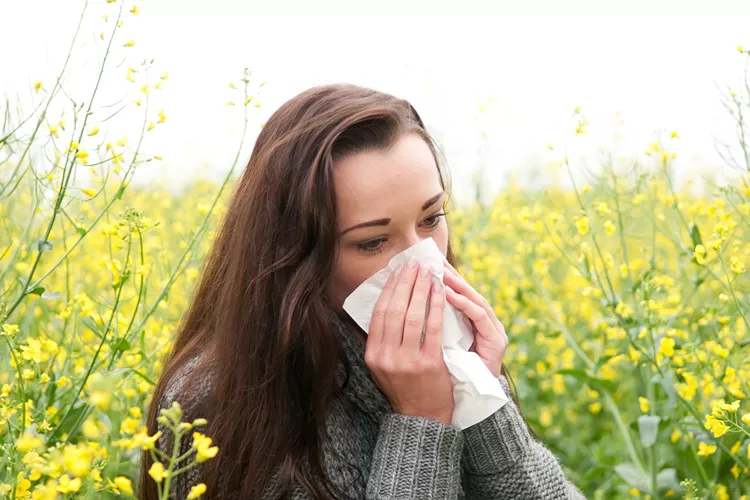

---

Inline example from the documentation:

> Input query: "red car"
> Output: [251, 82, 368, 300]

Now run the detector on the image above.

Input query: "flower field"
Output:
[1, 3, 750, 499]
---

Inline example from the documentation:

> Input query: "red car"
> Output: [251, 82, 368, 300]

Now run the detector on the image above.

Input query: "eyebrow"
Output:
[339, 191, 444, 237]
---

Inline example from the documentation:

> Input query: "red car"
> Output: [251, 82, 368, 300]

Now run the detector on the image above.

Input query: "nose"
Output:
[401, 232, 426, 252]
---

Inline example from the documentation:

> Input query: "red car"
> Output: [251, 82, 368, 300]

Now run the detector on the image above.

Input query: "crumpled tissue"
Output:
[342, 237, 509, 429]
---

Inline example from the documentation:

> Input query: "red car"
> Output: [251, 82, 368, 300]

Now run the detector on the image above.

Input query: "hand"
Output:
[442, 256, 508, 378]
[364, 257, 454, 425]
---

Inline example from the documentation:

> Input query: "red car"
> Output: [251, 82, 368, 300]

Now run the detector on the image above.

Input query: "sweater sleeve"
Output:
[366, 412, 465, 500]
[153, 358, 207, 500]
[460, 375, 587, 499]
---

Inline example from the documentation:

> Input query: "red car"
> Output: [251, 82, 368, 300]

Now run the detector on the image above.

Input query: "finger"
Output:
[367, 267, 400, 348]
[422, 275, 445, 356]
[442, 254, 460, 275]
[442, 268, 503, 333]
[384, 258, 419, 350]
[445, 287, 498, 341]
[402, 263, 434, 351]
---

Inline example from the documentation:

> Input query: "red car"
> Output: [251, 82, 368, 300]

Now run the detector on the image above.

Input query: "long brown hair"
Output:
[138, 83, 523, 500]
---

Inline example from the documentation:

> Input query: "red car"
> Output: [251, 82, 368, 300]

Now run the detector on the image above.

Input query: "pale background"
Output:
[3, 0, 750, 203]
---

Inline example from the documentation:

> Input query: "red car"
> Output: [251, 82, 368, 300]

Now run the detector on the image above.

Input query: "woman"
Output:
[138, 83, 586, 500]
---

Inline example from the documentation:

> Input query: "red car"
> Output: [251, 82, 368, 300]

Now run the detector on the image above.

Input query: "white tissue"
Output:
[342, 237, 509, 429]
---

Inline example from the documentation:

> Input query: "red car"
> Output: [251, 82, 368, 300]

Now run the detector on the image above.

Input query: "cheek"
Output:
[327, 253, 385, 308]
[435, 223, 450, 255]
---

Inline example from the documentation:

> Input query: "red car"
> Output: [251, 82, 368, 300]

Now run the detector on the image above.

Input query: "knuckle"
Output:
[405, 314, 424, 329]
[371, 306, 386, 319]
[386, 306, 405, 319]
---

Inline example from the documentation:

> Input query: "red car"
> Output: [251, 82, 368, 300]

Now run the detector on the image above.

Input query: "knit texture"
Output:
[155, 312, 586, 499]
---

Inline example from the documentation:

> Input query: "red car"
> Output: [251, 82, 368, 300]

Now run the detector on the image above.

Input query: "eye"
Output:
[355, 211, 448, 256]
[423, 211, 448, 228]
[357, 238, 386, 255]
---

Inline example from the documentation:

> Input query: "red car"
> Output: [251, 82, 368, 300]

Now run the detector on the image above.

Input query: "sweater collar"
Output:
[330, 310, 392, 423]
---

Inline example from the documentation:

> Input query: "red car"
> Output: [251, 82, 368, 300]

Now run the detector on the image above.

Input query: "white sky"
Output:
[3, 0, 750, 202]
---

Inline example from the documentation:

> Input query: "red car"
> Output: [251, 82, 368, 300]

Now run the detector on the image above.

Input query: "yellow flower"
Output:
[147, 122, 155, 132]
[158, 109, 166, 123]
[638, 397, 649, 413]
[148, 462, 168, 483]
[130, 4, 139, 15]
[739, 45, 745, 53]
[742, 413, 750, 425]
[704, 415, 729, 438]
[670, 428, 681, 443]
[731, 464, 740, 479]
[229, 82, 236, 89]
[74, 149, 89, 160]
[33, 81, 44, 93]
[160, 71, 169, 80]
[187, 483, 208, 499]
[658, 337, 675, 358]
[694, 244, 706, 264]
[697, 442, 717, 456]
[671, 131, 680, 139]
[603, 220, 616, 235]
[154, 155, 163, 161]
[89, 390, 111, 411]
[574, 216, 589, 235]
[730, 256, 745, 274]
[123, 40, 135, 47]
[63, 445, 93, 477]
[16, 432, 44, 453]
[49, 124, 59, 138]
[226, 99, 236, 107]
[192, 432, 219, 462]
[2, 324, 19, 337]
[56, 475, 82, 494]
[82, 188, 97, 198]
[114, 476, 133, 495]
[87, 125, 100, 136]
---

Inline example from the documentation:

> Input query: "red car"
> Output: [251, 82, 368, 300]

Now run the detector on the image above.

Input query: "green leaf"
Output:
[689, 223, 703, 247]
[557, 369, 616, 393]
[28, 286, 45, 296]
[656, 468, 681, 493]
[129, 368, 156, 386]
[52, 403, 89, 440]
[638, 415, 661, 447]
[615, 463, 649, 492]
[652, 371, 677, 409]
[76, 227, 87, 237]
[110, 337, 131, 353]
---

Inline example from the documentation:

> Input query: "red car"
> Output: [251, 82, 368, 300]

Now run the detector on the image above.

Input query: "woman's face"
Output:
[328, 133, 449, 314]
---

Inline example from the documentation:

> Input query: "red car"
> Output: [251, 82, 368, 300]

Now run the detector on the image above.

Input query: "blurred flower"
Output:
[148, 462, 168, 483]
[188, 484, 207, 499]
[697, 442, 717, 456]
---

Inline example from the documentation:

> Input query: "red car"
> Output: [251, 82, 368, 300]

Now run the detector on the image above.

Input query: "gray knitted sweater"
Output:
[156, 313, 586, 499]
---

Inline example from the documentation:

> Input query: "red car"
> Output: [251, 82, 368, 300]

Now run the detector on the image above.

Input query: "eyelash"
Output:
[357, 211, 449, 256]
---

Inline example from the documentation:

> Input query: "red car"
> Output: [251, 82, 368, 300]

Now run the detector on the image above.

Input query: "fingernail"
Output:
[393, 264, 404, 275]
[419, 265, 432, 278]
[432, 281, 442, 294]
[406, 257, 418, 269]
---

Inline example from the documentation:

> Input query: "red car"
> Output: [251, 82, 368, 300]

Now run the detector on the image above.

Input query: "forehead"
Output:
[333, 134, 443, 226]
